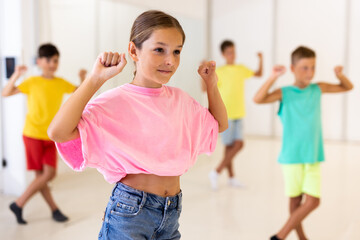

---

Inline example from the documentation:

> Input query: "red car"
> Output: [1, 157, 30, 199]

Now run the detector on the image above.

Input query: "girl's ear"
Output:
[128, 42, 139, 62]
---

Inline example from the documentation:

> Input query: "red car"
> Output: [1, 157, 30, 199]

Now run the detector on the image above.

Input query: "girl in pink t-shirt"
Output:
[48, 10, 228, 239]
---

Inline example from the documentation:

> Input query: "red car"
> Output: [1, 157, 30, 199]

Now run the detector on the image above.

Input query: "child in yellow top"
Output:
[208, 40, 263, 190]
[2, 43, 86, 224]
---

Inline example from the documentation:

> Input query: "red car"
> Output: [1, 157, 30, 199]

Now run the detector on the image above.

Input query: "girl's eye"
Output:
[174, 50, 181, 55]
[154, 48, 164, 53]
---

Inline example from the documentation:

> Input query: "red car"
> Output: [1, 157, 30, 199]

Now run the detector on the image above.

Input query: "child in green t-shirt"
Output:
[254, 46, 353, 240]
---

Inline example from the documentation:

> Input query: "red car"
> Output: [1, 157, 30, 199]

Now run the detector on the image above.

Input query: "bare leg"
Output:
[289, 195, 307, 240]
[35, 171, 58, 211]
[216, 140, 243, 175]
[277, 194, 320, 239]
[15, 165, 56, 208]
[227, 161, 234, 178]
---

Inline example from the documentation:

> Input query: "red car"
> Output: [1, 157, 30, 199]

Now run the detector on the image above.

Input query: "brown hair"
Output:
[291, 46, 316, 65]
[38, 43, 59, 58]
[130, 10, 186, 49]
[129, 10, 185, 76]
[220, 40, 234, 53]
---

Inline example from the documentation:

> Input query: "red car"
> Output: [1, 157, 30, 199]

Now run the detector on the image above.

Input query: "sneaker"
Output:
[228, 178, 245, 188]
[208, 170, 219, 190]
[52, 209, 69, 222]
[9, 202, 27, 224]
[270, 235, 282, 240]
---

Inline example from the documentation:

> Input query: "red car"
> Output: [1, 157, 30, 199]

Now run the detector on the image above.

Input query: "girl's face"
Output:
[131, 27, 183, 88]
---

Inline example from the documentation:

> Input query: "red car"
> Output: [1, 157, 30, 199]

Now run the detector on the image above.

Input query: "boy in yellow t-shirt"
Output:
[2, 43, 86, 224]
[209, 40, 263, 190]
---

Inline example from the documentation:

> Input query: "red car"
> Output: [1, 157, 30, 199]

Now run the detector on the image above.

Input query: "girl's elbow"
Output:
[47, 124, 64, 142]
[47, 126, 58, 142]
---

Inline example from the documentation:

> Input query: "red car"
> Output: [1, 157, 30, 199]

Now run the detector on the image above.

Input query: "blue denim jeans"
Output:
[98, 182, 182, 240]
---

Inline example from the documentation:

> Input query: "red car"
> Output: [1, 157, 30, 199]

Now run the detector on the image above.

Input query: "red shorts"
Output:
[23, 135, 57, 170]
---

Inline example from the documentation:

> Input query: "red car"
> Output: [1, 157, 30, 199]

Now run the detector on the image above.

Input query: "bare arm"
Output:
[317, 66, 353, 93]
[79, 69, 87, 83]
[199, 60, 208, 92]
[200, 78, 207, 92]
[74, 69, 87, 91]
[198, 61, 228, 132]
[48, 52, 127, 143]
[253, 65, 286, 104]
[1, 65, 27, 97]
[254, 52, 263, 77]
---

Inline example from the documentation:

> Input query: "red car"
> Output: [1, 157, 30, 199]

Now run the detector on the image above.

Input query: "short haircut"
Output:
[220, 40, 234, 53]
[291, 46, 316, 65]
[38, 43, 60, 58]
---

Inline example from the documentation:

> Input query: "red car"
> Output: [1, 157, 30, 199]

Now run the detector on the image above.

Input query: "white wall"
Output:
[113, 0, 207, 20]
[0, 0, 4, 192]
[211, 0, 274, 136]
[0, 0, 38, 195]
[274, 0, 347, 140]
[41, 0, 97, 88]
[346, 0, 360, 141]
[43, 0, 208, 104]
[212, 0, 359, 141]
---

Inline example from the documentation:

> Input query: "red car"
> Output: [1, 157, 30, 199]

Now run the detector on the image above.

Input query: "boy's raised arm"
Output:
[317, 66, 353, 93]
[73, 69, 87, 92]
[254, 52, 263, 77]
[48, 52, 127, 143]
[78, 69, 87, 84]
[253, 65, 285, 104]
[1, 65, 27, 97]
[198, 61, 228, 133]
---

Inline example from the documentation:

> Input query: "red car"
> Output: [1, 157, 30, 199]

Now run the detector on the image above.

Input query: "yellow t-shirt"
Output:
[17, 76, 76, 140]
[216, 64, 254, 119]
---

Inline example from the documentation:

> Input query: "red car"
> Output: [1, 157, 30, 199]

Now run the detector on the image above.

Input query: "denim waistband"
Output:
[112, 182, 182, 210]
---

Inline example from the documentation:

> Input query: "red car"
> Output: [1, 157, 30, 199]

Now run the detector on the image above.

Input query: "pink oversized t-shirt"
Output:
[56, 83, 218, 183]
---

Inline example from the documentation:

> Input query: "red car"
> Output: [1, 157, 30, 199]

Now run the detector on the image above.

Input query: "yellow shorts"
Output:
[281, 163, 321, 198]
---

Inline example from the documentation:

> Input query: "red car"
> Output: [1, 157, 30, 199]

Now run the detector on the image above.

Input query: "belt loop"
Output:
[111, 182, 119, 196]
[140, 191, 147, 209]
[177, 193, 182, 211]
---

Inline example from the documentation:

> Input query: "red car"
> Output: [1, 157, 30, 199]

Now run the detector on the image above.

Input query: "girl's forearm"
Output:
[48, 76, 103, 142]
[207, 85, 228, 132]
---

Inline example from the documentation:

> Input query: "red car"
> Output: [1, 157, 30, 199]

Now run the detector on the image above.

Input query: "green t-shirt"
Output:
[278, 83, 324, 164]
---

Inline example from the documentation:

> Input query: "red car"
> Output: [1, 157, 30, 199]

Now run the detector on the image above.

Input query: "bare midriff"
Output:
[120, 174, 180, 197]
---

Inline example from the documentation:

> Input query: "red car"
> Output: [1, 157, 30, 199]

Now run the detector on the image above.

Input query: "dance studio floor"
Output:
[1, 136, 360, 239]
